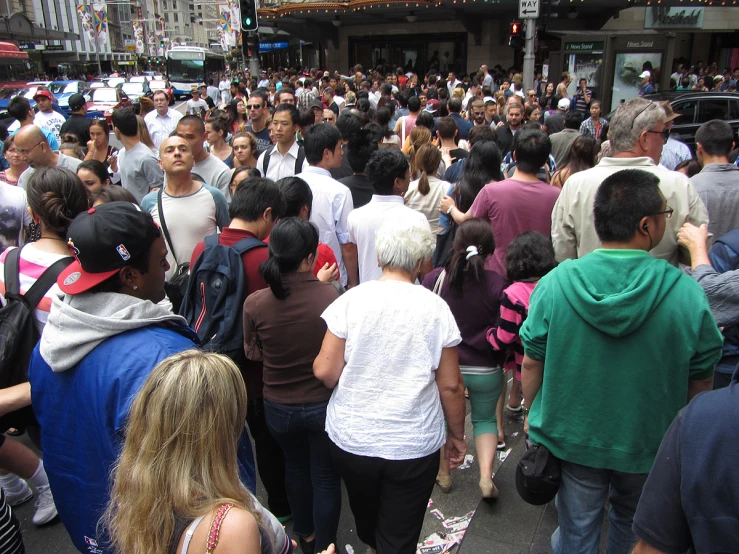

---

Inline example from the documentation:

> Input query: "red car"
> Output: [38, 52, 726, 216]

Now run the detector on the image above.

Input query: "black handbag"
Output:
[157, 188, 190, 313]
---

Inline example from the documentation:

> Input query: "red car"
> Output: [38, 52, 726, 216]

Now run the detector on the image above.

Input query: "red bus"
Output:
[0, 42, 32, 83]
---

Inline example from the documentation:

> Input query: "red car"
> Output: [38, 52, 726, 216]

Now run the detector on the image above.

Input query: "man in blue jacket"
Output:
[28, 202, 256, 553]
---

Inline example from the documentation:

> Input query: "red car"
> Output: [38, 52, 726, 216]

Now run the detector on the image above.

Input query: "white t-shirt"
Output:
[0, 183, 31, 253]
[348, 195, 429, 284]
[404, 175, 449, 229]
[321, 280, 462, 460]
[185, 98, 209, 117]
[33, 110, 66, 143]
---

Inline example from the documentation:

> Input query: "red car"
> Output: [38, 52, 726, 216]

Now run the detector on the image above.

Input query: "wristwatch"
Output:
[446, 205, 454, 214]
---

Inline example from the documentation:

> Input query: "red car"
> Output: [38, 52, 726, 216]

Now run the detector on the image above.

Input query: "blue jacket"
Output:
[30, 320, 257, 553]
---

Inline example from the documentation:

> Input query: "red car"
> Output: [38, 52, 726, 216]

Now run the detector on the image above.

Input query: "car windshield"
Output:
[108, 78, 125, 87]
[0, 88, 23, 99]
[63, 83, 80, 94]
[92, 89, 117, 103]
[150, 80, 167, 89]
[122, 83, 142, 94]
[49, 83, 67, 94]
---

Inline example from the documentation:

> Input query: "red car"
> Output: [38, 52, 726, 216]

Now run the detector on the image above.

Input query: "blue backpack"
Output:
[180, 234, 266, 353]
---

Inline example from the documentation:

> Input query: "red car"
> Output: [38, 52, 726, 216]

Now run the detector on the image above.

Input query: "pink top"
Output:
[487, 280, 538, 376]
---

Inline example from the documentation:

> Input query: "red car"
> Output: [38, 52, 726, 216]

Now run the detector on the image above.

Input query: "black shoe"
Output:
[299, 537, 316, 554]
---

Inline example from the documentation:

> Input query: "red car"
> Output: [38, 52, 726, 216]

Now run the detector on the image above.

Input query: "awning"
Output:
[0, 12, 79, 42]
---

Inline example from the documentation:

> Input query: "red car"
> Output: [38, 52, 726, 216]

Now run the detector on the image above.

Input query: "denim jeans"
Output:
[551, 460, 648, 554]
[264, 399, 341, 550]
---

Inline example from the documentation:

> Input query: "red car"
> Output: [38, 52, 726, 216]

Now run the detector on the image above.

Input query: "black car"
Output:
[609, 91, 739, 153]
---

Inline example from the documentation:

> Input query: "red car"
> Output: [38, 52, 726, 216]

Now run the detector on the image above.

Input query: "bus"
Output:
[166, 46, 225, 99]
[0, 42, 32, 83]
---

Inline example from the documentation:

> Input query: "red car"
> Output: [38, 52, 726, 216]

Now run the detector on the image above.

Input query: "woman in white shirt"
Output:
[314, 217, 466, 554]
[404, 145, 450, 230]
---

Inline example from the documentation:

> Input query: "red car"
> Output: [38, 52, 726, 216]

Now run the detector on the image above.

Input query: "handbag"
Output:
[157, 188, 190, 313]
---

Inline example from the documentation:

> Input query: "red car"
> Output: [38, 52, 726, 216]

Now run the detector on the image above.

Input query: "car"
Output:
[89, 80, 109, 89]
[149, 79, 175, 105]
[49, 80, 89, 115]
[607, 91, 739, 153]
[129, 75, 149, 83]
[86, 87, 132, 125]
[120, 81, 152, 103]
[107, 77, 126, 88]
[0, 86, 34, 109]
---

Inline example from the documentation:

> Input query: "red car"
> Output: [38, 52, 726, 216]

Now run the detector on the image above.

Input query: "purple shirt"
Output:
[470, 178, 560, 276]
[423, 267, 508, 368]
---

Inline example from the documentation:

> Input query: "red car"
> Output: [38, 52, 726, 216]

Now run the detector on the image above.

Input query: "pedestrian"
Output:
[14, 125, 82, 191]
[405, 144, 449, 229]
[6, 96, 59, 151]
[232, 131, 259, 169]
[144, 90, 183, 150]
[579, 99, 608, 141]
[31, 90, 66, 144]
[257, 104, 307, 180]
[76, 159, 111, 199]
[496, 102, 524, 156]
[245, 91, 273, 155]
[549, 111, 583, 166]
[314, 217, 466, 554]
[638, 70, 655, 96]
[549, 135, 597, 189]
[422, 219, 507, 500]
[658, 102, 691, 170]
[571, 78, 592, 114]
[59, 93, 91, 145]
[185, 88, 209, 118]
[520, 169, 722, 554]
[551, 98, 708, 266]
[244, 217, 342, 554]
[83, 118, 119, 179]
[175, 116, 232, 201]
[205, 114, 234, 169]
[338, 127, 378, 209]
[543, 98, 569, 136]
[113, 108, 163, 202]
[103, 351, 291, 554]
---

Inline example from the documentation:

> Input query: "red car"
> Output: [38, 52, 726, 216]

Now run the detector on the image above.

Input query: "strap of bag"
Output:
[294, 145, 305, 174]
[24, 257, 73, 310]
[262, 147, 272, 176]
[157, 187, 180, 266]
[432, 269, 446, 296]
[4, 246, 21, 297]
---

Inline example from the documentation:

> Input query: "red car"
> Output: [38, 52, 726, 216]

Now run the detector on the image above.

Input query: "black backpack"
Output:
[0, 247, 72, 430]
[261, 145, 306, 177]
[179, 234, 266, 353]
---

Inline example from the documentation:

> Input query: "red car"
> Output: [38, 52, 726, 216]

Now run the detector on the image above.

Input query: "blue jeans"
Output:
[551, 460, 648, 554]
[264, 399, 341, 550]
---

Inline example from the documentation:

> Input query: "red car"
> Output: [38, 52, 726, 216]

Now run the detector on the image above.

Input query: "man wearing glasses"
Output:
[521, 168, 721, 554]
[145, 90, 182, 150]
[245, 91, 273, 156]
[15, 125, 81, 192]
[552, 97, 708, 267]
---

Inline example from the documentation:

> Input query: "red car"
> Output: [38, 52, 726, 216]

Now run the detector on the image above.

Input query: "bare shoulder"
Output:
[213, 506, 261, 553]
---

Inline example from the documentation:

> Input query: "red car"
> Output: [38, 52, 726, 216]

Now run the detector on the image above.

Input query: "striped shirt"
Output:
[0, 485, 25, 553]
[0, 244, 69, 334]
[487, 281, 537, 376]
[144, 108, 184, 150]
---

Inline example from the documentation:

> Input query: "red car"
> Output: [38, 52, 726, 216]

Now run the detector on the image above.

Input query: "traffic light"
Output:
[509, 21, 523, 49]
[242, 32, 259, 58]
[240, 0, 258, 32]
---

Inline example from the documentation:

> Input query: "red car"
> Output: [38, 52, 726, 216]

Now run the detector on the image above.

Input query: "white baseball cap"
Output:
[557, 98, 571, 110]
[639, 70, 651, 79]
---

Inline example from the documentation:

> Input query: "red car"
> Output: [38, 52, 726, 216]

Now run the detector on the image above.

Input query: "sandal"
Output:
[480, 476, 499, 501]
[436, 474, 452, 493]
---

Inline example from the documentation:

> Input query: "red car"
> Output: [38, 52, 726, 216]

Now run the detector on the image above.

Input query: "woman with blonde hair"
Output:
[136, 115, 157, 155]
[103, 350, 291, 554]
[406, 126, 432, 178]
[405, 144, 450, 229]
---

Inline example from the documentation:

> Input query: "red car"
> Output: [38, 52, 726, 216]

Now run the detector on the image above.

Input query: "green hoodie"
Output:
[521, 249, 723, 473]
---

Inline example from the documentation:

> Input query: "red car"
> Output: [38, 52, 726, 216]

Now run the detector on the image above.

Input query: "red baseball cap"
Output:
[33, 90, 54, 101]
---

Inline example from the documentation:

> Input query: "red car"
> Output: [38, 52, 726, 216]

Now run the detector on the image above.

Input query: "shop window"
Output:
[174, 12, 179, 22]
[164, 13, 168, 22]
[698, 99, 729, 124]
[671, 101, 696, 123]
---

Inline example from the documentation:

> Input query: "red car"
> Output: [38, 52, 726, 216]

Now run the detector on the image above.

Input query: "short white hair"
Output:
[375, 218, 434, 274]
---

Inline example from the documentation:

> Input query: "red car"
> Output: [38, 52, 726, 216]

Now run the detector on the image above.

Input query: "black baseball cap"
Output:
[68, 93, 86, 111]
[515, 444, 561, 505]
[58, 201, 161, 295]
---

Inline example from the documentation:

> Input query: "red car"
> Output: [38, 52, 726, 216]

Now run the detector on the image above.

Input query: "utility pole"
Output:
[522, 19, 535, 90]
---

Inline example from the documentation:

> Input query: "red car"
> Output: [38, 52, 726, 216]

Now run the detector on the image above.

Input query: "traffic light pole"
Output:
[248, 32, 260, 76]
[522, 19, 535, 91]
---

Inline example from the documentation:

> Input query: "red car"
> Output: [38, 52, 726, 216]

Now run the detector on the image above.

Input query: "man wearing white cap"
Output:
[639, 71, 655, 96]
[545, 98, 569, 135]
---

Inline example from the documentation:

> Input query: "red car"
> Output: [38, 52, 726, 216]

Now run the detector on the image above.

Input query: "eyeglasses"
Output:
[650, 205, 674, 219]
[247, 104, 262, 110]
[527, 93, 537, 97]
[5, 148, 20, 155]
[15, 141, 43, 156]
[646, 128, 670, 143]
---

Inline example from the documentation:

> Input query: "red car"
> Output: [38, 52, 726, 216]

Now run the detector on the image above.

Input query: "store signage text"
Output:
[565, 41, 604, 52]
[627, 41, 655, 49]
[645, 7, 704, 29]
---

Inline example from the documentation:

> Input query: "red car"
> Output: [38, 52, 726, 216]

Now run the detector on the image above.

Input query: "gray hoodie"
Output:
[40, 292, 187, 372]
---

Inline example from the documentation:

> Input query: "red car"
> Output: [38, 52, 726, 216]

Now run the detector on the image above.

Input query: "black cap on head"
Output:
[58, 201, 161, 295]
[68, 93, 86, 111]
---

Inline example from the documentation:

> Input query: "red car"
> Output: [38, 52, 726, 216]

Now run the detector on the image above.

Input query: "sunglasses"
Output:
[247, 104, 262, 109]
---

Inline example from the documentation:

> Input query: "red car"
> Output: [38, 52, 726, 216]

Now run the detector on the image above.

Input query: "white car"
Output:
[107, 77, 126, 88]
[129, 75, 149, 83]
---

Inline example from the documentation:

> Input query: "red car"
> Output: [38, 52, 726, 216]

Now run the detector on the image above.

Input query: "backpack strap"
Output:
[261, 146, 273, 176]
[294, 145, 305, 174]
[203, 234, 220, 248]
[20, 255, 73, 310]
[230, 236, 267, 255]
[4, 247, 21, 297]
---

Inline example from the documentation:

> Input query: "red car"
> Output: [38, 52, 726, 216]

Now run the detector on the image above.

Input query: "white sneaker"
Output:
[31, 485, 57, 525]
[2, 479, 32, 507]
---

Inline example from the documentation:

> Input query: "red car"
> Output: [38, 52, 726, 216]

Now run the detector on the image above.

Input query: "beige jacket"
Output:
[551, 157, 709, 266]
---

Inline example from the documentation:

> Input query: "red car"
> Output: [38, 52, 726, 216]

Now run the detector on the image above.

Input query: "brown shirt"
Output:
[243, 271, 339, 405]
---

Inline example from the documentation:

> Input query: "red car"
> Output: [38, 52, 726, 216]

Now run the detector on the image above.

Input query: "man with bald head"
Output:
[141, 136, 229, 283]
[113, 107, 163, 202]
[176, 115, 231, 201]
[15, 125, 81, 190]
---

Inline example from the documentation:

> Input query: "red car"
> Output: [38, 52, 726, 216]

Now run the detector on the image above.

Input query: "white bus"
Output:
[166, 46, 225, 99]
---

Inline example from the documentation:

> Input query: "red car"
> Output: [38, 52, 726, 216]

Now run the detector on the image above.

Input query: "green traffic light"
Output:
[244, 17, 251, 25]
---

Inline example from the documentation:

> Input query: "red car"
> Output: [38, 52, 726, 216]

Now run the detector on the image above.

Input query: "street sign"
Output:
[519, 0, 539, 19]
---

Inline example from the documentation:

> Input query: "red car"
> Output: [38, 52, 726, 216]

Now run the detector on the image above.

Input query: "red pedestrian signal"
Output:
[509, 21, 523, 48]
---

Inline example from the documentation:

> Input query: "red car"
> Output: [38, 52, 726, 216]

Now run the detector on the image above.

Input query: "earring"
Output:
[132, 285, 138, 290]
[28, 221, 41, 242]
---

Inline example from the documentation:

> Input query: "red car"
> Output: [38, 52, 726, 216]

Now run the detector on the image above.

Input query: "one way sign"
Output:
[519, 0, 540, 19]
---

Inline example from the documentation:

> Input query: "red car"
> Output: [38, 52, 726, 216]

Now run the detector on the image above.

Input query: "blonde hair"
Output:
[136, 116, 156, 150]
[452, 87, 465, 99]
[415, 144, 441, 195]
[102, 350, 265, 554]
[407, 126, 432, 178]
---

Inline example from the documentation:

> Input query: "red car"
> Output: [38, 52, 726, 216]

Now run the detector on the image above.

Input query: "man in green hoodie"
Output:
[520, 168, 723, 554]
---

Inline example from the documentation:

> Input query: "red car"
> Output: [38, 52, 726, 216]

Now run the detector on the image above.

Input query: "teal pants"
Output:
[463, 369, 505, 437]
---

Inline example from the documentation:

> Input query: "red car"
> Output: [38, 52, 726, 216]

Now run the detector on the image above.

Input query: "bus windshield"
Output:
[167, 59, 204, 83]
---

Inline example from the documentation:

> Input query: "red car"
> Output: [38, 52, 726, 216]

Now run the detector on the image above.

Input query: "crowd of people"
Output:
[0, 59, 737, 554]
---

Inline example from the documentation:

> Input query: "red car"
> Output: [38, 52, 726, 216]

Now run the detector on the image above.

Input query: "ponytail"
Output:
[415, 144, 440, 195]
[259, 256, 287, 299]
[445, 218, 496, 295]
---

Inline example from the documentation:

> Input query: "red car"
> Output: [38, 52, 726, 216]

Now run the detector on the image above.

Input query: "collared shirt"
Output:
[579, 117, 608, 140]
[296, 165, 354, 285]
[348, 195, 429, 283]
[659, 137, 692, 171]
[256, 140, 308, 181]
[144, 108, 183, 149]
[551, 157, 710, 266]
[690, 163, 739, 240]
[297, 87, 318, 110]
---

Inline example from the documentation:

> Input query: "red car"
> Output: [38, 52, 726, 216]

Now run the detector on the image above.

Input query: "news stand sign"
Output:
[519, 0, 539, 19]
